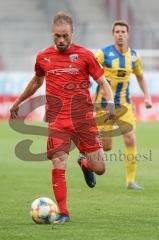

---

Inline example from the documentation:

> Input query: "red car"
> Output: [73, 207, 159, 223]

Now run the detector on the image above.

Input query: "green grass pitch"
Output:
[0, 121, 159, 240]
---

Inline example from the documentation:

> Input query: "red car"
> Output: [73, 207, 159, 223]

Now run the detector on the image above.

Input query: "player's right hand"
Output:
[10, 103, 19, 119]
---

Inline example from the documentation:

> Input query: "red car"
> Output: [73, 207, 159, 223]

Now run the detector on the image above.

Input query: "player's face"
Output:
[53, 24, 72, 52]
[113, 25, 129, 47]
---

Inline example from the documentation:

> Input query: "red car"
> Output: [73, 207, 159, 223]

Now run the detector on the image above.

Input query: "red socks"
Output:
[52, 169, 69, 216]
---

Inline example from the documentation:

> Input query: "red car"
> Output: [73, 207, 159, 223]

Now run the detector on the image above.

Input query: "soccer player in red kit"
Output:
[10, 12, 115, 223]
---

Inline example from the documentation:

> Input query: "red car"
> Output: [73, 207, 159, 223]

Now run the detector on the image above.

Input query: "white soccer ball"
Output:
[30, 197, 59, 224]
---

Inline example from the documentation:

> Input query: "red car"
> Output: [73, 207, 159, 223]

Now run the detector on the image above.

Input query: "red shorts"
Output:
[47, 117, 102, 159]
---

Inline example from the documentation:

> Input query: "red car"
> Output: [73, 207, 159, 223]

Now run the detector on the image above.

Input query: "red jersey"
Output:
[35, 43, 104, 121]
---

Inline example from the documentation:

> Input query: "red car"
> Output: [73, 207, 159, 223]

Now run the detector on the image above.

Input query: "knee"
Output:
[51, 151, 67, 169]
[103, 145, 112, 151]
[95, 165, 106, 175]
[93, 161, 106, 175]
[102, 139, 112, 151]
[124, 134, 136, 147]
[86, 149, 106, 175]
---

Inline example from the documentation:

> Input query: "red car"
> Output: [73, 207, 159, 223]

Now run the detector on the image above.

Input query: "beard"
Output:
[56, 42, 70, 52]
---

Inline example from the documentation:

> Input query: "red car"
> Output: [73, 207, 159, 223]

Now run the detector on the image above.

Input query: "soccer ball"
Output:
[30, 197, 59, 224]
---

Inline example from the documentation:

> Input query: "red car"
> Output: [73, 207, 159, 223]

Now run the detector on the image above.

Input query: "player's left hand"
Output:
[144, 98, 152, 109]
[105, 102, 116, 121]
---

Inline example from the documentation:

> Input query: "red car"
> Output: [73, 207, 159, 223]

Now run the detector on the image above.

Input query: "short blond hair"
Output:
[53, 11, 73, 32]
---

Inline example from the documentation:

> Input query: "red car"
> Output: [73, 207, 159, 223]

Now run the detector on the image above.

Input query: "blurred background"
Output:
[0, 0, 159, 121]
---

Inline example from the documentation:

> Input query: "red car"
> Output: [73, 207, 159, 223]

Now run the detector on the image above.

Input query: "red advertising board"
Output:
[1, 95, 158, 122]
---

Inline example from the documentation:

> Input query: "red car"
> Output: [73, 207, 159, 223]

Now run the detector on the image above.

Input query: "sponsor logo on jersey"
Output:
[117, 69, 126, 77]
[47, 67, 80, 75]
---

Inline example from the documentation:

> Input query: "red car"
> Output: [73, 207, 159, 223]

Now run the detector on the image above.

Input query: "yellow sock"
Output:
[125, 146, 137, 184]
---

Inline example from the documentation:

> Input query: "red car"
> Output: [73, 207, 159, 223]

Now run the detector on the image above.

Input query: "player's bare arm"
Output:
[10, 75, 44, 119]
[96, 74, 115, 119]
[96, 74, 113, 101]
[136, 74, 152, 108]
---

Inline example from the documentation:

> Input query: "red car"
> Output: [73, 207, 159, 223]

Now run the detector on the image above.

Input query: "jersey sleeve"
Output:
[34, 53, 45, 77]
[95, 49, 105, 66]
[87, 51, 104, 80]
[133, 51, 143, 77]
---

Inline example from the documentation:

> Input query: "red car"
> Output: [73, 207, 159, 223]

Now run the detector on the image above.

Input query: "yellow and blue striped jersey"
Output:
[96, 44, 143, 107]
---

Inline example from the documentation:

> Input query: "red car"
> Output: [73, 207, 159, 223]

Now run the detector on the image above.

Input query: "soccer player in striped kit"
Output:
[95, 21, 152, 190]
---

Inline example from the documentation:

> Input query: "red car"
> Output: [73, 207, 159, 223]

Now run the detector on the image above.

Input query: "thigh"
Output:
[72, 118, 102, 153]
[47, 122, 72, 160]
